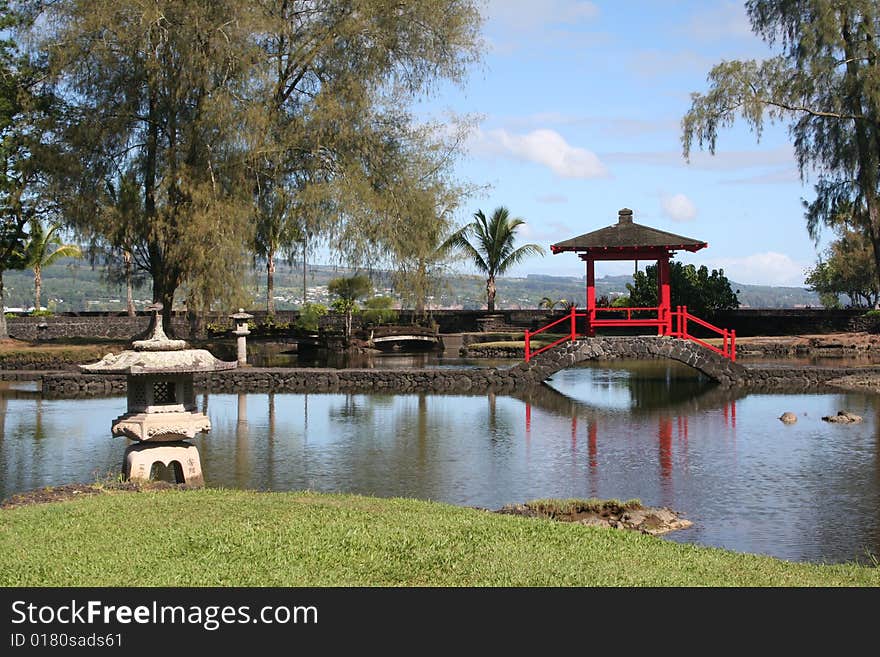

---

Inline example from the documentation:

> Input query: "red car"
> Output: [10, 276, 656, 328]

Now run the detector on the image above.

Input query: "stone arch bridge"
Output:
[510, 336, 748, 387]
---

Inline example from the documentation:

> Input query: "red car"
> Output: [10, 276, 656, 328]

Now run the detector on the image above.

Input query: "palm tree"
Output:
[539, 296, 568, 311]
[444, 207, 545, 312]
[25, 220, 82, 312]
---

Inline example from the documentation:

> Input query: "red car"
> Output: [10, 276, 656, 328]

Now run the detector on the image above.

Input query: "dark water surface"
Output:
[2, 359, 879, 565]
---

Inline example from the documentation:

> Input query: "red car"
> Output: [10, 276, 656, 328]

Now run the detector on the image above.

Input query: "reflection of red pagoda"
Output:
[524, 399, 737, 485]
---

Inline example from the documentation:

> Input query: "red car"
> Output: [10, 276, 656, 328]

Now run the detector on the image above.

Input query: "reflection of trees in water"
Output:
[328, 394, 375, 423]
[0, 392, 6, 444]
[234, 393, 249, 487]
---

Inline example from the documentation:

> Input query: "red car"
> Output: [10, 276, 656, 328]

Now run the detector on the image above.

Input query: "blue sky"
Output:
[418, 0, 826, 287]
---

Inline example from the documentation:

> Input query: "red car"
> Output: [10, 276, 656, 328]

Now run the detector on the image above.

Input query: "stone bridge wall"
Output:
[515, 336, 748, 386]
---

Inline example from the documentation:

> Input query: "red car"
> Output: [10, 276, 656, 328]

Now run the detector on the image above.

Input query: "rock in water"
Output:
[779, 412, 797, 424]
[822, 410, 863, 424]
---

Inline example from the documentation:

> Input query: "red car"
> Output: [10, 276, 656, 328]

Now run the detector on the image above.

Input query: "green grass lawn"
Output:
[1, 489, 877, 586]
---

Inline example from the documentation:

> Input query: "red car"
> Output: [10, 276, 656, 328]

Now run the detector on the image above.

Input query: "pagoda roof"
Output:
[550, 208, 707, 255]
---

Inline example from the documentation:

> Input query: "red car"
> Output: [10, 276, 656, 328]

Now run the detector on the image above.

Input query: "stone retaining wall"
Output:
[6, 307, 875, 341]
[41, 368, 519, 397]
[39, 360, 880, 398]
[7, 315, 189, 341]
[740, 365, 880, 389]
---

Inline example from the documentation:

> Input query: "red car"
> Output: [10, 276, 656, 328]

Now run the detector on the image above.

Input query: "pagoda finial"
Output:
[132, 302, 187, 351]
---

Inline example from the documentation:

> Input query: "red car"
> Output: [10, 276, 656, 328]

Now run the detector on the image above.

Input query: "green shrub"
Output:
[29, 309, 54, 317]
[205, 321, 229, 335]
[260, 316, 290, 331]
[361, 296, 398, 325]
[863, 309, 880, 318]
[296, 303, 329, 332]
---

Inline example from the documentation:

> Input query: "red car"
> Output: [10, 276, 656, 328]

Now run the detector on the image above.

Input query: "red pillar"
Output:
[659, 416, 672, 480]
[657, 256, 671, 335]
[588, 420, 597, 469]
[586, 258, 596, 336]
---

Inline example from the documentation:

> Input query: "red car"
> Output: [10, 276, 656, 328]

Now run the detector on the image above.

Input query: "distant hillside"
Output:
[542, 273, 821, 309]
[1, 260, 820, 312]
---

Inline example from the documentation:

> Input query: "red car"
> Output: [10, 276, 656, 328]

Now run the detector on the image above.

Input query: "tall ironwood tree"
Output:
[25, 1, 482, 328]
[0, 1, 59, 337]
[682, 0, 880, 295]
[243, 0, 482, 314]
[26, 0, 260, 332]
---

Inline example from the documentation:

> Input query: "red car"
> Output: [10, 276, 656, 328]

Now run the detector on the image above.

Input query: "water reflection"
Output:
[1, 364, 879, 564]
[245, 341, 514, 370]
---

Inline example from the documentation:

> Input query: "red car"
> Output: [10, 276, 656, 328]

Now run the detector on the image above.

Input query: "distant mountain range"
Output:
[1, 260, 820, 312]
[521, 273, 820, 309]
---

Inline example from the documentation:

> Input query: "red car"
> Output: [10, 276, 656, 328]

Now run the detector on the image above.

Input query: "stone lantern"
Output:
[229, 308, 253, 366]
[81, 308, 236, 486]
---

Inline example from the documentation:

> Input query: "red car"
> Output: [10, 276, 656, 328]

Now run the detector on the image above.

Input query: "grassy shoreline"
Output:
[1, 488, 877, 586]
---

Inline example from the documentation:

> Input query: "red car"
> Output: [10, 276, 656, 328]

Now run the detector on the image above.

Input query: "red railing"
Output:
[524, 304, 736, 362]
[669, 305, 736, 361]
[524, 306, 578, 361]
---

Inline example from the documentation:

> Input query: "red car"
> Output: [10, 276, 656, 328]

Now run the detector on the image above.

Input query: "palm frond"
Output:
[496, 243, 546, 276]
[42, 244, 83, 268]
[442, 223, 489, 273]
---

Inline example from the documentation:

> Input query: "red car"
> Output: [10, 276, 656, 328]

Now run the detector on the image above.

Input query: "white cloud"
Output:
[470, 127, 608, 179]
[721, 168, 801, 185]
[682, 1, 755, 42]
[496, 111, 678, 136]
[699, 252, 808, 287]
[603, 145, 796, 172]
[482, 1, 605, 53]
[485, 0, 599, 30]
[661, 193, 697, 222]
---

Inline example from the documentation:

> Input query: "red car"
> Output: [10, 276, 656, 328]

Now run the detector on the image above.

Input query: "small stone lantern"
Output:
[81, 308, 236, 486]
[229, 308, 253, 367]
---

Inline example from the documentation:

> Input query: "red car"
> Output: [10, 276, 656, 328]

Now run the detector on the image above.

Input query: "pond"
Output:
[1, 359, 879, 565]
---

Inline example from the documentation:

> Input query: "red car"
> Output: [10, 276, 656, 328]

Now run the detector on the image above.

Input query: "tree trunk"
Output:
[151, 273, 176, 337]
[414, 260, 426, 317]
[0, 271, 7, 339]
[267, 248, 276, 316]
[486, 275, 496, 312]
[302, 235, 307, 307]
[161, 289, 174, 337]
[124, 250, 135, 316]
[186, 291, 202, 339]
[33, 264, 41, 312]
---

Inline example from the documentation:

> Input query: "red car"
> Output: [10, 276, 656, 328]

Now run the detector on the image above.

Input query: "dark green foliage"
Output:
[805, 227, 878, 308]
[0, 1, 60, 334]
[627, 261, 740, 317]
[683, 1, 880, 295]
[295, 302, 329, 333]
[328, 275, 372, 339]
[362, 296, 397, 325]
